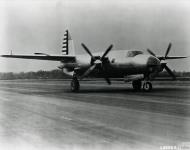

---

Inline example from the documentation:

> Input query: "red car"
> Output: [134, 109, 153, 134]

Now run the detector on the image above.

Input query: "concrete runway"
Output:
[0, 79, 189, 150]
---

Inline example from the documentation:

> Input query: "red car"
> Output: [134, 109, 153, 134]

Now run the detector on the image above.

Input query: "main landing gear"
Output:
[132, 80, 152, 92]
[70, 77, 80, 92]
[132, 80, 142, 91]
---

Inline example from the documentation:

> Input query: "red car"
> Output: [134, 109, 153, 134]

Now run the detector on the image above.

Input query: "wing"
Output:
[1, 54, 76, 62]
[157, 56, 188, 60]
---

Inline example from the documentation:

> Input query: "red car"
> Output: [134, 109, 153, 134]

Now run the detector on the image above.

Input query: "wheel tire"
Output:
[132, 80, 142, 91]
[143, 82, 152, 92]
[71, 78, 80, 92]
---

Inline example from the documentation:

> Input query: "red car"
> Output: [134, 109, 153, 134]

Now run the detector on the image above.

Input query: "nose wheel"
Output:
[143, 81, 152, 92]
[71, 77, 80, 92]
[132, 80, 152, 92]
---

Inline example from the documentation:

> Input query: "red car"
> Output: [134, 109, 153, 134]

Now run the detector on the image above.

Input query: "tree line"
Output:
[0, 69, 190, 80]
[0, 70, 70, 80]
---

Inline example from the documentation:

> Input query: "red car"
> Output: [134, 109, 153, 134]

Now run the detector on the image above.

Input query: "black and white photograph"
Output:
[0, 0, 190, 149]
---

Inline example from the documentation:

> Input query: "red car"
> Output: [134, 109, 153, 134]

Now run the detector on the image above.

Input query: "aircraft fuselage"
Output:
[62, 50, 162, 78]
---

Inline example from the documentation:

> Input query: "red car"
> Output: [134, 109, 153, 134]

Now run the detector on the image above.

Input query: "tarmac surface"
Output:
[0, 79, 189, 150]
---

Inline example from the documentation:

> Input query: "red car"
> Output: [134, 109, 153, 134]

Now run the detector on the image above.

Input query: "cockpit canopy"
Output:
[126, 50, 143, 57]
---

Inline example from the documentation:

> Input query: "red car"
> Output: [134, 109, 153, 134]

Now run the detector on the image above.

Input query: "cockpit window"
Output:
[127, 51, 143, 57]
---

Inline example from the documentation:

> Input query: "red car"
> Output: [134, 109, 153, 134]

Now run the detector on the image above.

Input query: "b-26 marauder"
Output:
[1, 30, 188, 92]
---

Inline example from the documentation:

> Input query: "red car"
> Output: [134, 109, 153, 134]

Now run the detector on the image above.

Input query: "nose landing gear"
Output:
[132, 80, 152, 92]
[142, 81, 152, 92]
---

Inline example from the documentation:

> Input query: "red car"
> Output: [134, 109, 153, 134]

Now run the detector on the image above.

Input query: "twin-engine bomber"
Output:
[1, 30, 188, 92]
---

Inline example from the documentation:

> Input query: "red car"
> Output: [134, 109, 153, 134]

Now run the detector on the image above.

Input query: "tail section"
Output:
[62, 30, 75, 55]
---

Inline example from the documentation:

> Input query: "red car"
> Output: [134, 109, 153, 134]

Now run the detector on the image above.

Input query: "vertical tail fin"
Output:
[62, 30, 75, 55]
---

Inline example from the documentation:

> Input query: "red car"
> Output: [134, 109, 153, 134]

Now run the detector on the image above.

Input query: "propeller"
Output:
[81, 43, 94, 59]
[147, 43, 176, 80]
[165, 43, 172, 58]
[80, 43, 113, 84]
[163, 64, 176, 80]
[101, 45, 113, 60]
[147, 49, 156, 57]
[147, 43, 172, 60]
[80, 65, 96, 80]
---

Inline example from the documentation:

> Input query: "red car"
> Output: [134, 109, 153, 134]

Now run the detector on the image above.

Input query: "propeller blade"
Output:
[147, 49, 156, 56]
[81, 43, 94, 58]
[104, 77, 111, 85]
[165, 43, 172, 58]
[80, 64, 96, 80]
[101, 44, 113, 60]
[164, 65, 176, 80]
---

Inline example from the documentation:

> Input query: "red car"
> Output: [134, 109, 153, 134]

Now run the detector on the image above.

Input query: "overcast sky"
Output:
[0, 0, 190, 72]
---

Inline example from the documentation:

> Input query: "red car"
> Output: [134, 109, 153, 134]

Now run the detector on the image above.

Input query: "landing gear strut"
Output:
[132, 80, 142, 91]
[71, 77, 80, 92]
[143, 81, 152, 92]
